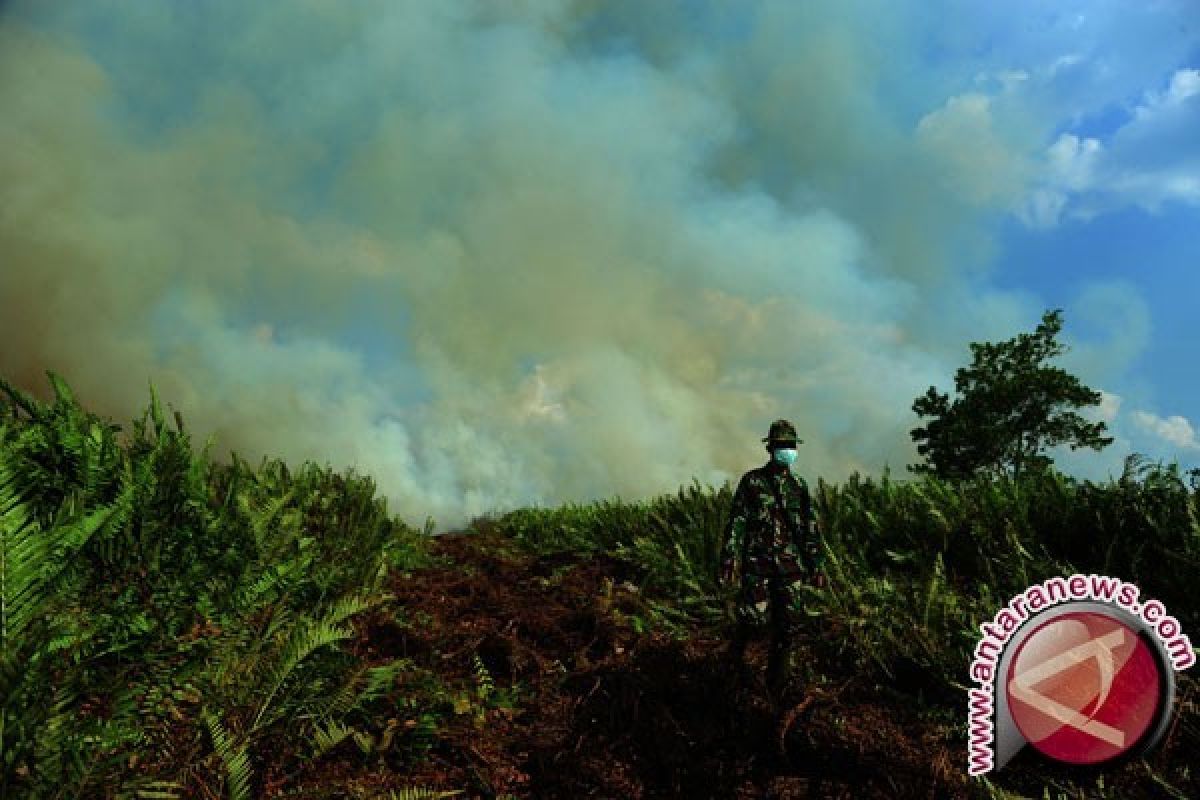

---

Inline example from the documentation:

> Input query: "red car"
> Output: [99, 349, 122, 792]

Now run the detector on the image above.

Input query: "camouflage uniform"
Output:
[720, 419, 823, 694]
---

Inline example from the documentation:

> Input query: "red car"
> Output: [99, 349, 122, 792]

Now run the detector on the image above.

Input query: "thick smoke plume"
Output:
[2, 1, 1182, 528]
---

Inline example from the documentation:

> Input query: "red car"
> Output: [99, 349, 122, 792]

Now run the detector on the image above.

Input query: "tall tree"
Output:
[909, 309, 1113, 479]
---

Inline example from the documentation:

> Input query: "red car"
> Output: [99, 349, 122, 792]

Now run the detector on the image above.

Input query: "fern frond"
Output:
[250, 615, 354, 733]
[385, 788, 465, 800]
[303, 662, 368, 721]
[124, 781, 184, 800]
[303, 655, 411, 724]
[309, 718, 354, 759]
[30, 681, 80, 778]
[0, 446, 130, 656]
[471, 653, 495, 702]
[352, 729, 375, 753]
[203, 709, 252, 800]
[146, 381, 166, 437]
[322, 590, 381, 628]
[358, 659, 409, 707]
[0, 460, 40, 653]
[0, 375, 45, 420]
[239, 488, 296, 556]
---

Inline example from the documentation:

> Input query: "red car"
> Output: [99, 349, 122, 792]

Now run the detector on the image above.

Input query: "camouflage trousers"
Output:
[733, 568, 806, 635]
[727, 568, 808, 694]
[734, 545, 809, 633]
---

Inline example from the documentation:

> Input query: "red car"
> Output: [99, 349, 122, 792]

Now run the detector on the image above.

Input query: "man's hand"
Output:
[719, 558, 737, 586]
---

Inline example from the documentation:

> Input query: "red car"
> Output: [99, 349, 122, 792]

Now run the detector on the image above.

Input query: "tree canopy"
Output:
[909, 309, 1113, 479]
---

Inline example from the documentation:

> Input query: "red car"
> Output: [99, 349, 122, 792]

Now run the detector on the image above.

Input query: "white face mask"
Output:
[772, 447, 798, 466]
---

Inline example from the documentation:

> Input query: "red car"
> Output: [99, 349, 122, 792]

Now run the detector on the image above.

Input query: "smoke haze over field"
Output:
[2, 2, 1198, 528]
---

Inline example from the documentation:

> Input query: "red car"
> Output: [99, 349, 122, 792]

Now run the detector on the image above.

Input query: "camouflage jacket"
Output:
[720, 461, 823, 577]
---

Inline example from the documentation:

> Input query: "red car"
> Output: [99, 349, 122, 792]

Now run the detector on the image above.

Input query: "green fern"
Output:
[249, 591, 379, 733]
[310, 718, 355, 758]
[303, 662, 371, 721]
[305, 657, 412, 722]
[471, 653, 495, 703]
[383, 788, 464, 800]
[358, 659, 409, 706]
[123, 780, 185, 799]
[0, 375, 44, 420]
[0, 442, 130, 653]
[0, 437, 132, 790]
[0, 374, 444, 793]
[238, 488, 296, 563]
[203, 709, 252, 800]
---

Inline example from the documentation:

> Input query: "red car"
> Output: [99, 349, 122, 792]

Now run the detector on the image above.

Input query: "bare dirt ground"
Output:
[276, 526, 971, 799]
[270, 526, 1200, 799]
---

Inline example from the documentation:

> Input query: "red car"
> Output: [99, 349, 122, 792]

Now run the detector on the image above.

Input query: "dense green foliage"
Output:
[479, 480, 735, 637]
[0, 373, 449, 799]
[911, 309, 1114, 479]
[491, 461, 1200, 685]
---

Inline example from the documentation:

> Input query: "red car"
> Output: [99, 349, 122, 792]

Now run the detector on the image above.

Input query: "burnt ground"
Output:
[272, 526, 969, 800]
[268, 527, 1199, 799]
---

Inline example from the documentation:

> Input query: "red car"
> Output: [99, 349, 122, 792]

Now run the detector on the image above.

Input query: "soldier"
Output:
[718, 419, 826, 700]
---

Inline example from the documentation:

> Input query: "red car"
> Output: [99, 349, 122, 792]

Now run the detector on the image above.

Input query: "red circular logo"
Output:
[1005, 611, 1164, 765]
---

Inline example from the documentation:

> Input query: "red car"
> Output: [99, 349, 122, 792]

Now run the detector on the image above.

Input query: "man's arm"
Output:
[795, 477, 825, 582]
[719, 477, 748, 583]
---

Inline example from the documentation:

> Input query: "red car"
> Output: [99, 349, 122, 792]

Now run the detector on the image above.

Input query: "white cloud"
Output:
[974, 69, 1030, 92]
[1020, 133, 1103, 226]
[1092, 390, 1123, 424]
[1046, 53, 1083, 78]
[1146, 68, 1200, 113]
[1025, 67, 1200, 223]
[1048, 133, 1103, 189]
[1169, 68, 1200, 102]
[1053, 390, 1200, 482]
[1131, 410, 1200, 451]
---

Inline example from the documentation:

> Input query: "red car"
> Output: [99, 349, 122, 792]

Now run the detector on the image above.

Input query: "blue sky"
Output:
[1, 1, 1198, 527]
[996, 203, 1197, 406]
